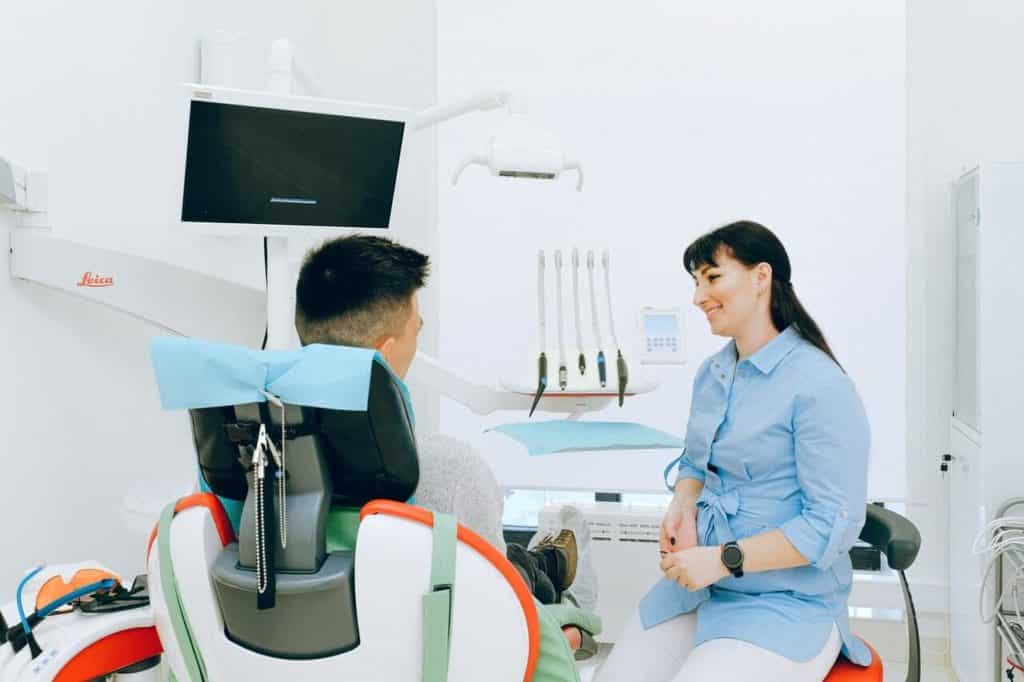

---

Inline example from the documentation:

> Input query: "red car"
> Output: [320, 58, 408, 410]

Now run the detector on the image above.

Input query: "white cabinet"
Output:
[949, 163, 1024, 682]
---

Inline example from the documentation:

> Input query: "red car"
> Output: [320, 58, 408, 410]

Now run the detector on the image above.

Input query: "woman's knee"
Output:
[593, 611, 697, 682]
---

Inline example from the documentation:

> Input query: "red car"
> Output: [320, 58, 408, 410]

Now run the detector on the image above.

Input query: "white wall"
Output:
[437, 1, 907, 499]
[905, 0, 1024, 627]
[0, 0, 437, 588]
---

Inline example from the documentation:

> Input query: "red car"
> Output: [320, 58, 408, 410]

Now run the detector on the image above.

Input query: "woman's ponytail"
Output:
[769, 278, 842, 370]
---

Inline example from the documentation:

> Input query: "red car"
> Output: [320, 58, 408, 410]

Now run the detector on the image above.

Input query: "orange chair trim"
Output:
[824, 639, 883, 681]
[54, 626, 162, 682]
[361, 499, 541, 682]
[146, 492, 237, 560]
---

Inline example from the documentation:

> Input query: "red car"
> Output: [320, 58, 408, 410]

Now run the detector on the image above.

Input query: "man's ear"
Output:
[375, 335, 397, 365]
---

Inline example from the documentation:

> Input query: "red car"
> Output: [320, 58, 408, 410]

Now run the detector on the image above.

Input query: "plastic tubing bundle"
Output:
[974, 516, 1024, 668]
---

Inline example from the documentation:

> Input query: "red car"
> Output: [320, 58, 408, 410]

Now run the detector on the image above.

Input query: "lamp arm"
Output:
[563, 158, 584, 191]
[265, 43, 519, 133]
[450, 152, 487, 186]
[268, 39, 325, 97]
[290, 54, 325, 97]
[410, 89, 521, 132]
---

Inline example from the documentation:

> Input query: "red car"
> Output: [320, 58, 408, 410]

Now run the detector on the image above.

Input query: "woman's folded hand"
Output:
[660, 496, 699, 557]
[660, 545, 729, 591]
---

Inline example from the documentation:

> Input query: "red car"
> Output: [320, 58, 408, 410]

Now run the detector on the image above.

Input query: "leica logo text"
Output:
[76, 272, 114, 288]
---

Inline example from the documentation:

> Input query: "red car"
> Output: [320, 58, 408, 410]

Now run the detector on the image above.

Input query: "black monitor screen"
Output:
[181, 100, 405, 228]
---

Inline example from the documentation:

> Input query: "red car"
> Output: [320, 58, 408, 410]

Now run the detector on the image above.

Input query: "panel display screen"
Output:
[181, 100, 405, 228]
[644, 313, 679, 337]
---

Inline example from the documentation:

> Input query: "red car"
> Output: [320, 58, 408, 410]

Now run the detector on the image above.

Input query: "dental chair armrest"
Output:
[859, 504, 921, 571]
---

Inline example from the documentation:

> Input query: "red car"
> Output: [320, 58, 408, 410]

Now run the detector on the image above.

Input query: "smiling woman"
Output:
[593, 220, 869, 682]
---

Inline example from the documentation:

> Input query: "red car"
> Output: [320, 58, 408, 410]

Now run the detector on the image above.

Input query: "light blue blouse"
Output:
[638, 326, 871, 666]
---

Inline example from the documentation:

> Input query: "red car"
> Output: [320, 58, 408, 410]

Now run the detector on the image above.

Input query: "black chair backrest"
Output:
[188, 360, 419, 508]
[186, 361, 417, 660]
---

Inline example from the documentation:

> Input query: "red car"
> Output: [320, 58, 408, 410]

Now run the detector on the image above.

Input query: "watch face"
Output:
[722, 544, 743, 569]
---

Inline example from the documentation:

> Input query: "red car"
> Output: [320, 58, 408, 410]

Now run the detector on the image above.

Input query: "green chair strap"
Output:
[157, 501, 207, 682]
[422, 512, 457, 682]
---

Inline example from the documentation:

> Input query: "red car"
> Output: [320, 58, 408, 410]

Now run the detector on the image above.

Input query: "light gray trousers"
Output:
[594, 610, 841, 682]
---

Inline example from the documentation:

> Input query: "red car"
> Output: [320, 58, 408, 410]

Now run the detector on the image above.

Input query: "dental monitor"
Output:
[179, 85, 410, 236]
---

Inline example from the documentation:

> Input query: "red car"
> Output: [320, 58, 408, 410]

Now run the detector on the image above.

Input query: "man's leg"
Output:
[414, 433, 579, 605]
[413, 433, 507, 551]
[507, 542, 558, 604]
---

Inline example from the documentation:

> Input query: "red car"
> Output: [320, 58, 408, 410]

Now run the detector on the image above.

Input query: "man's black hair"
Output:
[295, 234, 430, 346]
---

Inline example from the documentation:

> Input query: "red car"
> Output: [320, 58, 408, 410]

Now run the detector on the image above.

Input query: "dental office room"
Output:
[2, 0, 1024, 680]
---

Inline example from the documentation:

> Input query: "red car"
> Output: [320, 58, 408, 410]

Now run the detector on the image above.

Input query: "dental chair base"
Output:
[148, 495, 541, 682]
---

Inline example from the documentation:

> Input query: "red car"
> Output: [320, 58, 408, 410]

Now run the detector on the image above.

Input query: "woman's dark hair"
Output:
[683, 220, 841, 369]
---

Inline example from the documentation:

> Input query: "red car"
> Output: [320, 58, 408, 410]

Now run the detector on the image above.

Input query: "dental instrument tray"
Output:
[499, 359, 656, 398]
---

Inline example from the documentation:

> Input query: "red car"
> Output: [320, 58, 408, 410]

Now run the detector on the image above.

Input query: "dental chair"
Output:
[146, 346, 576, 682]
[825, 504, 922, 682]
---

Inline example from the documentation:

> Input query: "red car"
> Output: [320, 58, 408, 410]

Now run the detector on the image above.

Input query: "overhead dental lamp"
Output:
[410, 89, 583, 191]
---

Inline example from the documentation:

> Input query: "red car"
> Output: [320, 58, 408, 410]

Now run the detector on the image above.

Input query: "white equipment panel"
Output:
[638, 307, 685, 365]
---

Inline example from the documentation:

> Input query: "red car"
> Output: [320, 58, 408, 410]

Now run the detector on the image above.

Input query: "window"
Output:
[502, 489, 598, 528]
[502, 489, 671, 528]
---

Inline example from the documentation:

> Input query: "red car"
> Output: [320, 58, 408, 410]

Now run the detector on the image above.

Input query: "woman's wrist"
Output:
[673, 480, 702, 512]
[673, 497, 698, 518]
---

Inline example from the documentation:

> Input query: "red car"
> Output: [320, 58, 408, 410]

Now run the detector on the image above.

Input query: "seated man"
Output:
[294, 235, 596, 649]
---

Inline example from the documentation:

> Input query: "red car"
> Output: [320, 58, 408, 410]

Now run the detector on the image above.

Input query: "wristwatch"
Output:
[721, 541, 744, 578]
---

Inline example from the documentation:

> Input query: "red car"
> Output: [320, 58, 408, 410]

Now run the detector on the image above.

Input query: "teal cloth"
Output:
[152, 336, 418, 528]
[150, 337, 387, 411]
[489, 421, 684, 456]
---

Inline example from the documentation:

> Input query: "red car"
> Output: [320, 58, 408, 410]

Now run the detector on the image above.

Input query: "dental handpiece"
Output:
[531, 250, 548, 417]
[571, 248, 586, 375]
[554, 250, 568, 390]
[586, 250, 607, 388]
[602, 249, 629, 406]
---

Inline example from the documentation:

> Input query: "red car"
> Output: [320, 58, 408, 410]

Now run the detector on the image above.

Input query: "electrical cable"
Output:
[15, 566, 43, 638]
[571, 248, 585, 375]
[602, 249, 629, 405]
[975, 515, 1024, 667]
[586, 250, 605, 387]
[554, 250, 567, 390]
[530, 250, 548, 417]
[601, 250, 619, 351]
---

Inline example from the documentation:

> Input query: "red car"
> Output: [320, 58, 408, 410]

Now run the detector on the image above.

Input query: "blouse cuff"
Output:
[676, 459, 706, 484]
[779, 509, 852, 570]
[663, 453, 706, 492]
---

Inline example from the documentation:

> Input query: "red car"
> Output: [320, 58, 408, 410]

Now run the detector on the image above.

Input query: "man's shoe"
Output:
[529, 529, 578, 591]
